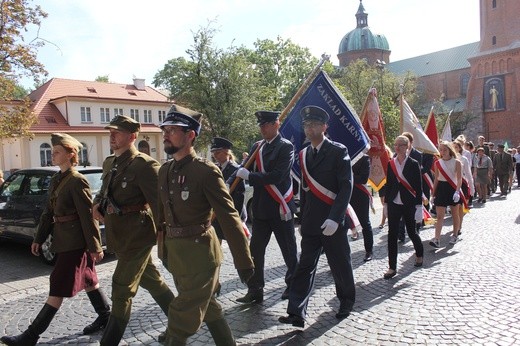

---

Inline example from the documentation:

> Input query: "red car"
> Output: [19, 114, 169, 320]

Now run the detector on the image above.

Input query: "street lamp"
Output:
[375, 59, 386, 95]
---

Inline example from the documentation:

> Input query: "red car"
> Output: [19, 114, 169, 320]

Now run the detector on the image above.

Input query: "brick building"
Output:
[338, 0, 520, 146]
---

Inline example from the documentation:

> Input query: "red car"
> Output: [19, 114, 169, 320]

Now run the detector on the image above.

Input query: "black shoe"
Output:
[83, 313, 110, 335]
[158, 329, 167, 343]
[363, 252, 372, 262]
[281, 288, 290, 300]
[1, 331, 38, 346]
[278, 314, 304, 328]
[335, 303, 352, 319]
[383, 270, 397, 279]
[236, 290, 263, 304]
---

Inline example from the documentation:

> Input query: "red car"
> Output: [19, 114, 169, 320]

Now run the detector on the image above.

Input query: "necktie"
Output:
[479, 157, 482, 166]
[313, 147, 318, 159]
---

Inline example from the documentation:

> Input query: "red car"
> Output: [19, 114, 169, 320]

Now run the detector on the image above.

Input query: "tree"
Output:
[95, 75, 109, 83]
[0, 0, 48, 140]
[331, 59, 418, 144]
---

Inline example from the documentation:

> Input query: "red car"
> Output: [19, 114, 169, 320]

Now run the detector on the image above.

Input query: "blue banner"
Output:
[280, 70, 370, 179]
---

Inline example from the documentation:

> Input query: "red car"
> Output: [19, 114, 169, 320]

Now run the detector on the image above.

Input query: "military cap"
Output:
[497, 143, 505, 148]
[300, 105, 330, 124]
[51, 133, 83, 152]
[161, 105, 202, 136]
[255, 111, 280, 125]
[210, 137, 233, 152]
[104, 115, 140, 133]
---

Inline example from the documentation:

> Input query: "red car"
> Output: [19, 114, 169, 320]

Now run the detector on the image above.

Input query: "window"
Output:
[114, 108, 123, 117]
[158, 110, 166, 123]
[79, 142, 89, 165]
[492, 36, 496, 45]
[143, 109, 152, 123]
[80, 106, 92, 122]
[460, 73, 470, 96]
[492, 0, 497, 9]
[130, 109, 139, 121]
[40, 143, 52, 166]
[100, 108, 110, 123]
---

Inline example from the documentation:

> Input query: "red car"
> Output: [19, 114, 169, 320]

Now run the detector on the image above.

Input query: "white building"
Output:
[1, 78, 173, 173]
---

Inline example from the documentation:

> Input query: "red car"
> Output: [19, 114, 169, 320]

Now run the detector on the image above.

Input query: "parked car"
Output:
[0, 166, 106, 265]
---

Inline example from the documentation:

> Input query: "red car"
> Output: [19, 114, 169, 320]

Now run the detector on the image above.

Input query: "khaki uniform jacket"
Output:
[492, 151, 514, 175]
[157, 150, 253, 276]
[34, 169, 103, 253]
[94, 146, 159, 256]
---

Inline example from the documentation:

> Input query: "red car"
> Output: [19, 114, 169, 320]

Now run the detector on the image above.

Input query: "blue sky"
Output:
[22, 0, 479, 89]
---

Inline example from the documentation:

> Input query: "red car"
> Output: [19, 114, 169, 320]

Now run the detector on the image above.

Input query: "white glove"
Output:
[321, 219, 339, 236]
[236, 167, 250, 180]
[383, 204, 388, 218]
[453, 191, 460, 203]
[415, 205, 423, 222]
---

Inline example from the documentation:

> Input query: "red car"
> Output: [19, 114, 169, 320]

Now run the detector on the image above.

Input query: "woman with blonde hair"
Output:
[430, 141, 463, 248]
[1, 133, 110, 346]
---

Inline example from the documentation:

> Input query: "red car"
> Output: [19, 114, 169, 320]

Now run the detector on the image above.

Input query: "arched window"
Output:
[78, 142, 89, 166]
[138, 140, 150, 155]
[460, 73, 470, 96]
[492, 0, 497, 9]
[40, 143, 52, 166]
[492, 36, 496, 45]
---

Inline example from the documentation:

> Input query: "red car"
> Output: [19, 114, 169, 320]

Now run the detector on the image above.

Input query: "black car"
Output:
[0, 166, 106, 265]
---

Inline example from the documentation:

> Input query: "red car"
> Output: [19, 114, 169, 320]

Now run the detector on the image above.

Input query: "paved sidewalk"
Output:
[1, 188, 520, 345]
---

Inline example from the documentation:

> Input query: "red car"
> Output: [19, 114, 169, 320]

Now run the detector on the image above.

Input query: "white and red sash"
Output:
[256, 144, 293, 221]
[435, 159, 468, 209]
[389, 158, 416, 198]
[354, 183, 375, 213]
[299, 148, 361, 230]
[422, 172, 434, 192]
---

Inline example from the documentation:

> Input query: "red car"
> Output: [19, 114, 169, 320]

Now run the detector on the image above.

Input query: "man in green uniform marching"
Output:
[92, 115, 175, 345]
[157, 105, 254, 345]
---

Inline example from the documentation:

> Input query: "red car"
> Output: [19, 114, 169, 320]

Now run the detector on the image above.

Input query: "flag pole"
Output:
[229, 53, 330, 193]
[399, 84, 404, 133]
[279, 53, 330, 122]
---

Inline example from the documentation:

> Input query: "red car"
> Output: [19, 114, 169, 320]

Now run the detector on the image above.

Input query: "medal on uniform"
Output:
[181, 187, 189, 201]
[122, 178, 127, 188]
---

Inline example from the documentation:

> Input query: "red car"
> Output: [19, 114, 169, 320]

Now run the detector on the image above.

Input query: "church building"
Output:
[337, 0, 520, 146]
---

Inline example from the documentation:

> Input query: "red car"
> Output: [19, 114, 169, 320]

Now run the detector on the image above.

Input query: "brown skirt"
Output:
[49, 248, 99, 297]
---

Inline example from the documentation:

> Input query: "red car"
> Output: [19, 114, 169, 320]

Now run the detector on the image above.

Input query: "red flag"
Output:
[424, 107, 439, 148]
[360, 88, 390, 191]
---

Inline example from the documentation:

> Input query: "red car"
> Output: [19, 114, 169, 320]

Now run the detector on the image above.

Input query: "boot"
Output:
[206, 319, 236, 346]
[83, 289, 111, 335]
[1, 303, 58, 346]
[99, 315, 126, 346]
[154, 289, 175, 343]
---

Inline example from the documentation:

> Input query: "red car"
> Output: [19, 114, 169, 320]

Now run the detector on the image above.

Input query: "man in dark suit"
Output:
[383, 135, 424, 279]
[279, 106, 355, 328]
[493, 143, 514, 196]
[210, 137, 247, 241]
[350, 154, 373, 261]
[234, 111, 298, 304]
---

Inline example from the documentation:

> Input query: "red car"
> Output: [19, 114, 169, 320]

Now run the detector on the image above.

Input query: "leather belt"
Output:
[53, 214, 79, 223]
[106, 204, 149, 215]
[165, 221, 211, 238]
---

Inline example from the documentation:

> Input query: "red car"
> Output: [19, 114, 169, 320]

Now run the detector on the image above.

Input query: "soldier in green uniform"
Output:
[1, 133, 109, 346]
[157, 106, 254, 345]
[92, 116, 175, 345]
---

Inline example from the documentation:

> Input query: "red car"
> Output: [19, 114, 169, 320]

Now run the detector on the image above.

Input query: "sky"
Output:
[21, 0, 480, 89]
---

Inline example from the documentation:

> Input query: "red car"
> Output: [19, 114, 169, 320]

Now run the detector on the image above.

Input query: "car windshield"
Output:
[83, 171, 103, 195]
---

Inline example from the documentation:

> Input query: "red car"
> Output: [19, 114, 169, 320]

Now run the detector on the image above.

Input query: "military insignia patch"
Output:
[122, 181, 127, 188]
[181, 190, 189, 201]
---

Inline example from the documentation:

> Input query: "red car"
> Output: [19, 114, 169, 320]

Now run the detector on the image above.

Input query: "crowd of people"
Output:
[1, 102, 518, 345]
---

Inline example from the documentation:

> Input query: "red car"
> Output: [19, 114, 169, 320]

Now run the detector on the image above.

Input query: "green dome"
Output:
[339, 27, 389, 53]
[338, 0, 389, 54]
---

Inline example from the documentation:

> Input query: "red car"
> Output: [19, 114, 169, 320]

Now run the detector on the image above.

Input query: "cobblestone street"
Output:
[1, 188, 520, 345]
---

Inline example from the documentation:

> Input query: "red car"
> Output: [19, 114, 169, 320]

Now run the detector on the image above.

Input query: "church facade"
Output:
[338, 0, 520, 146]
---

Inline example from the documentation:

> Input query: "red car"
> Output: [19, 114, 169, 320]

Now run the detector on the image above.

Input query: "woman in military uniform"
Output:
[1, 133, 109, 346]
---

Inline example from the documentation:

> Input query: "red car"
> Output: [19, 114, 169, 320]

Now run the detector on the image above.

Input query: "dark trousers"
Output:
[247, 217, 298, 290]
[497, 173, 509, 194]
[350, 190, 373, 253]
[387, 202, 424, 271]
[287, 226, 355, 319]
[516, 163, 520, 186]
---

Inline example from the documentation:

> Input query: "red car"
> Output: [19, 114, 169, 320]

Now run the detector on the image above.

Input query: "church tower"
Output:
[337, 0, 390, 67]
[466, 0, 520, 144]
